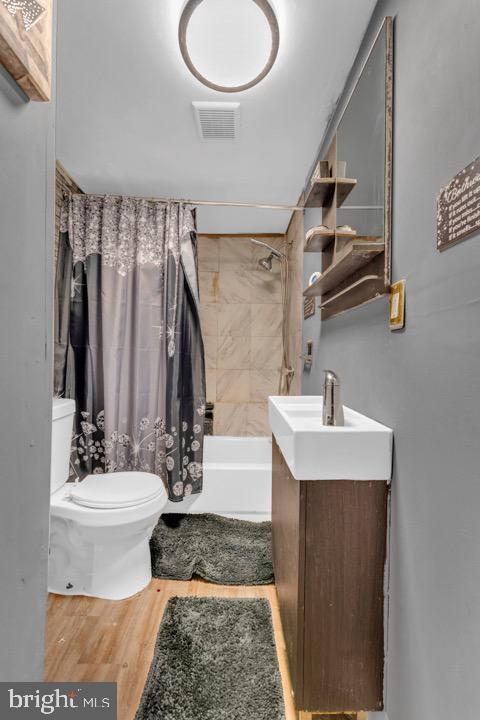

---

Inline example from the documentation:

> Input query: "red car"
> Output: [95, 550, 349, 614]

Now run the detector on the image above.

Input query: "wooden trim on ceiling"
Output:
[55, 161, 83, 194]
[198, 233, 286, 238]
[285, 191, 305, 237]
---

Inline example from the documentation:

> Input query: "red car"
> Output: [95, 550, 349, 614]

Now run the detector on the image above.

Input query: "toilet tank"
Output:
[51, 398, 76, 494]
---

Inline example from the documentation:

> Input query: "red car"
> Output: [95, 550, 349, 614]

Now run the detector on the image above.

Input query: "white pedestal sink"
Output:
[268, 395, 393, 481]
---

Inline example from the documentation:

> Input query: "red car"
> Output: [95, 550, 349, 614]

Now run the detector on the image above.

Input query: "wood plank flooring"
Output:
[44, 579, 298, 720]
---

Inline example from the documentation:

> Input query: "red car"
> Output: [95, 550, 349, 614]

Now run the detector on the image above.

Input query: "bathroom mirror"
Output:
[336, 21, 391, 248]
[335, 17, 393, 303]
[303, 17, 393, 320]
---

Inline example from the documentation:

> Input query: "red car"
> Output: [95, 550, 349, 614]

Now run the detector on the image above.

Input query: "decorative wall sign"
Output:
[0, 0, 51, 100]
[304, 297, 315, 319]
[437, 156, 480, 251]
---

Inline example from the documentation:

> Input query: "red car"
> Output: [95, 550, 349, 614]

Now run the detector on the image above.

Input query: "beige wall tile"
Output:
[206, 369, 216, 402]
[219, 270, 251, 304]
[251, 303, 282, 337]
[219, 237, 253, 270]
[218, 335, 251, 369]
[249, 270, 282, 304]
[200, 303, 218, 337]
[214, 403, 248, 436]
[198, 237, 219, 271]
[251, 336, 283, 370]
[199, 271, 219, 303]
[204, 335, 218, 369]
[217, 369, 250, 402]
[250, 369, 279, 401]
[247, 402, 270, 436]
[218, 304, 251, 337]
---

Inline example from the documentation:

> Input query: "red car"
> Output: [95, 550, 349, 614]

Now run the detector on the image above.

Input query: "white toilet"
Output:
[49, 398, 167, 600]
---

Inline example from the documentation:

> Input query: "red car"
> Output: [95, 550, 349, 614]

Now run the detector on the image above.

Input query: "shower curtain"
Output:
[54, 194, 205, 501]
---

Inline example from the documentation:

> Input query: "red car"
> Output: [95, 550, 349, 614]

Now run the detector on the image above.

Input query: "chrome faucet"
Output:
[322, 370, 344, 426]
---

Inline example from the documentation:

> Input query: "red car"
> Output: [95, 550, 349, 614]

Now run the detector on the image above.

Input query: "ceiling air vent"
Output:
[192, 101, 240, 142]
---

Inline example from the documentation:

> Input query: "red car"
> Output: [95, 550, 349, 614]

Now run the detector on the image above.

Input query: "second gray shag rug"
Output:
[150, 513, 273, 585]
[135, 596, 285, 720]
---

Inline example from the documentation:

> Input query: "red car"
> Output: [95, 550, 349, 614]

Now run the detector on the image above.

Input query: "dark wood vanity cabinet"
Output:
[272, 436, 388, 714]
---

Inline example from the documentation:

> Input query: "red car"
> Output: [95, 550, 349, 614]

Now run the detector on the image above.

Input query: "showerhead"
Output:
[248, 237, 285, 272]
[258, 254, 274, 271]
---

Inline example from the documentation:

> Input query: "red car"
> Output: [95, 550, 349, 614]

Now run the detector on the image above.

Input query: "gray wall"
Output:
[303, 1, 480, 718]
[0, 45, 55, 677]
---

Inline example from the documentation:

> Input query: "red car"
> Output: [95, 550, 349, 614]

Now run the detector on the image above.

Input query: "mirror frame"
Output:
[384, 15, 393, 289]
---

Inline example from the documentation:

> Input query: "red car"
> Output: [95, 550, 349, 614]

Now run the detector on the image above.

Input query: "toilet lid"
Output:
[70, 472, 165, 509]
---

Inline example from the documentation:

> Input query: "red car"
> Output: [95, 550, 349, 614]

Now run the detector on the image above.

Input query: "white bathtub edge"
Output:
[163, 436, 272, 521]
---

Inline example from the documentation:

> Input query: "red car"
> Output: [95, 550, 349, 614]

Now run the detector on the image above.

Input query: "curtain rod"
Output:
[80, 192, 305, 212]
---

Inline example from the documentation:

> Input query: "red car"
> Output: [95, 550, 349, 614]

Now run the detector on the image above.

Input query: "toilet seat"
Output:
[69, 471, 164, 509]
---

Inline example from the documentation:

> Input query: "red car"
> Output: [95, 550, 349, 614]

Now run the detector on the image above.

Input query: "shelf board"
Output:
[319, 275, 383, 309]
[303, 240, 385, 297]
[320, 276, 387, 321]
[304, 177, 357, 208]
[336, 178, 357, 207]
[304, 228, 335, 252]
[304, 229, 363, 252]
[304, 177, 335, 207]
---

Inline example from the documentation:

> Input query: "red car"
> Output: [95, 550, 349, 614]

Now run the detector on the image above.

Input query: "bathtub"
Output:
[163, 436, 272, 522]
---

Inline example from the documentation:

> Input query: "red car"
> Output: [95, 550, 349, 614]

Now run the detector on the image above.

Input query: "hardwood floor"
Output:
[45, 579, 368, 720]
[44, 578, 298, 720]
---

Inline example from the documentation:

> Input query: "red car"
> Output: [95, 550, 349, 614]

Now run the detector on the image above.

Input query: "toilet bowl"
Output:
[48, 398, 167, 600]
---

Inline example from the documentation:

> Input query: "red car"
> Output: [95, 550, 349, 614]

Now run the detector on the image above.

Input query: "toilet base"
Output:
[48, 516, 156, 600]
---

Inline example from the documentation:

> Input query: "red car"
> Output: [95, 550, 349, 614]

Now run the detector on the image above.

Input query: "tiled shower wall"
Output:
[198, 235, 286, 436]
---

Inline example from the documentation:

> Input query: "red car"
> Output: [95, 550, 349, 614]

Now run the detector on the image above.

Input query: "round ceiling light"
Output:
[179, 0, 279, 93]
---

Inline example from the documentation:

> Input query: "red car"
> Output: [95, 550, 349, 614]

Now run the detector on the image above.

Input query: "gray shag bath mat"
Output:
[150, 513, 273, 585]
[135, 596, 285, 720]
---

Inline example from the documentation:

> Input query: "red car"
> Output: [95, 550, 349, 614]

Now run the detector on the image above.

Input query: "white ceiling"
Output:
[56, 0, 377, 233]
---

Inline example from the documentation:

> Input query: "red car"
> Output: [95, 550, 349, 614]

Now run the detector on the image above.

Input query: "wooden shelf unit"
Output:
[303, 134, 389, 320]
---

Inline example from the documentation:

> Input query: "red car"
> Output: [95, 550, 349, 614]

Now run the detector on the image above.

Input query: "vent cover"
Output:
[192, 101, 240, 142]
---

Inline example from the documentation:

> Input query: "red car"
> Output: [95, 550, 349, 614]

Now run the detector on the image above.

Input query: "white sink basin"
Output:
[268, 396, 393, 481]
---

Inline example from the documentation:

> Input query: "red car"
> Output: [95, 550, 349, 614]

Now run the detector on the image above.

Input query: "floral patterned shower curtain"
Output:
[54, 194, 205, 501]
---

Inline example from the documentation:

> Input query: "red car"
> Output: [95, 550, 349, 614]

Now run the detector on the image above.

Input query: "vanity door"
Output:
[272, 434, 389, 713]
[302, 479, 388, 712]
